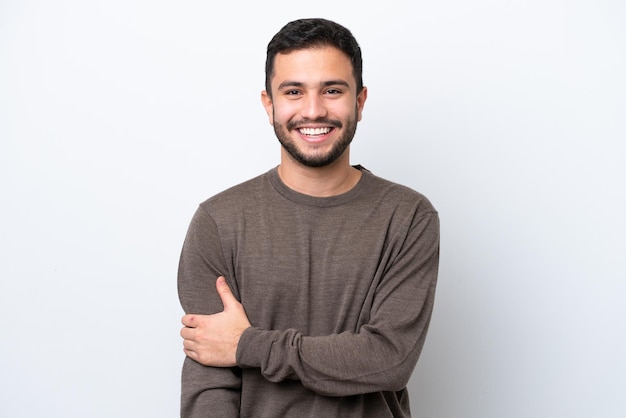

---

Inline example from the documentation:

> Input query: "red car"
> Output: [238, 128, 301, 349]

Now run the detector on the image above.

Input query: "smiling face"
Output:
[262, 46, 367, 168]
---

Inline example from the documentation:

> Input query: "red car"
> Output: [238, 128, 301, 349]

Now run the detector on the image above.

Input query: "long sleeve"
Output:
[235, 211, 440, 397]
[178, 207, 242, 417]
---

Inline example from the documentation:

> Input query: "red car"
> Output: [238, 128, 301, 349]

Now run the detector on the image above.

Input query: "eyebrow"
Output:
[276, 80, 351, 90]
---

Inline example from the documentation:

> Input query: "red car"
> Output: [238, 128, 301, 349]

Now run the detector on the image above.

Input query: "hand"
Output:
[180, 276, 251, 367]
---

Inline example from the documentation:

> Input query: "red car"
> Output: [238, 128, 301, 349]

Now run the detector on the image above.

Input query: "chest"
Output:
[229, 207, 395, 334]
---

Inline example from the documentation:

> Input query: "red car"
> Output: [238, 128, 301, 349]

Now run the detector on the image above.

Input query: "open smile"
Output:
[295, 126, 336, 144]
[298, 127, 333, 136]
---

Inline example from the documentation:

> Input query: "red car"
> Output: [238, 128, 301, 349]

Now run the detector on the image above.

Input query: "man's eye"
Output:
[285, 90, 300, 95]
[325, 89, 341, 95]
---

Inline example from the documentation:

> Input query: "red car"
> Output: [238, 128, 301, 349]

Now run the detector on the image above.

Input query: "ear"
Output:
[356, 86, 368, 122]
[261, 90, 274, 125]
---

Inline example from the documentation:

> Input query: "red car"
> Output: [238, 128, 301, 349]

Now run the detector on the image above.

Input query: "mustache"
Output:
[287, 118, 342, 130]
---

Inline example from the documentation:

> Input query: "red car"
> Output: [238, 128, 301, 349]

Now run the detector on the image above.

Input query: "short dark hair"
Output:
[265, 18, 364, 97]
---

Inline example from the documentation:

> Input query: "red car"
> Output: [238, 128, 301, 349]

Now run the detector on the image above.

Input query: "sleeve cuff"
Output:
[236, 327, 268, 368]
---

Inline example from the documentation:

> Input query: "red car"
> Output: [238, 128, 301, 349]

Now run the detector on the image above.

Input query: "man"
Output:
[178, 18, 439, 417]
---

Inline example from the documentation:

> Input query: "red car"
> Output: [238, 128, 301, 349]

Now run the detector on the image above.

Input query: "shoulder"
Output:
[184, 171, 275, 230]
[199, 170, 271, 210]
[359, 168, 437, 216]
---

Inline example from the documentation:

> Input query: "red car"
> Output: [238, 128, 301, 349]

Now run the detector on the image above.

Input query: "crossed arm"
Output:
[181, 266, 437, 397]
[179, 206, 439, 407]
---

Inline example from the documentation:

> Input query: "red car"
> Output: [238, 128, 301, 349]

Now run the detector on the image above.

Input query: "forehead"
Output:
[271, 46, 355, 89]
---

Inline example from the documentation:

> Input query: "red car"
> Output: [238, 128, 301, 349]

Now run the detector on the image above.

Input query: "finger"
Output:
[183, 346, 196, 360]
[180, 326, 193, 340]
[182, 338, 195, 351]
[215, 276, 237, 310]
[181, 314, 196, 327]
[183, 339, 198, 361]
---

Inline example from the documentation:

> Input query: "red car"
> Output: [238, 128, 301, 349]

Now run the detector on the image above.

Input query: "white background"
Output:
[1, 1, 625, 417]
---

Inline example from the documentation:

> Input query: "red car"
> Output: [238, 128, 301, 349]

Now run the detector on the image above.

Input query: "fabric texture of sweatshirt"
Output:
[178, 166, 440, 417]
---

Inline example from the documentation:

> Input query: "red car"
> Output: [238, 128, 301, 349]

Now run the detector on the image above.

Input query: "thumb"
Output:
[216, 276, 237, 310]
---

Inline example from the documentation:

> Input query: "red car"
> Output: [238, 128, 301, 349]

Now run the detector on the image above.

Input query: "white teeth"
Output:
[299, 127, 331, 136]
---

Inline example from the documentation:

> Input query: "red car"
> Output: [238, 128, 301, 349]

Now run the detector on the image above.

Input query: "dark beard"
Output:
[273, 111, 358, 168]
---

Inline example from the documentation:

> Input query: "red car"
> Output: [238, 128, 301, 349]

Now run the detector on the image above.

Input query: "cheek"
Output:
[271, 104, 295, 124]
[330, 99, 358, 119]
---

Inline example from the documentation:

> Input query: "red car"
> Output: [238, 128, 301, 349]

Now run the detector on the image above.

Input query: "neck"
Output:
[277, 149, 362, 197]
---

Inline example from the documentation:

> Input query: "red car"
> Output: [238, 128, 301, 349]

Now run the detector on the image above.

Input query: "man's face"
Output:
[262, 46, 367, 168]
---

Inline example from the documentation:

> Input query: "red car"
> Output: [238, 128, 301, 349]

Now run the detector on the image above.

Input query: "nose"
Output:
[299, 94, 327, 120]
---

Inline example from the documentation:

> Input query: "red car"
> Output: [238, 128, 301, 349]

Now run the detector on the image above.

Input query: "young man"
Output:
[178, 18, 440, 417]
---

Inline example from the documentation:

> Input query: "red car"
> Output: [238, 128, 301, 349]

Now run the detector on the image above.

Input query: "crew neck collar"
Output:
[268, 165, 370, 208]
